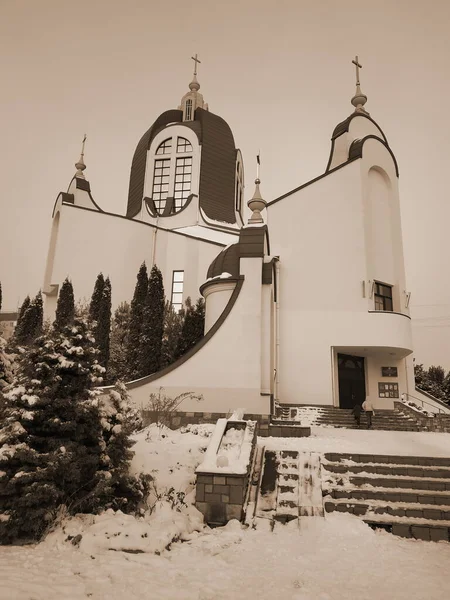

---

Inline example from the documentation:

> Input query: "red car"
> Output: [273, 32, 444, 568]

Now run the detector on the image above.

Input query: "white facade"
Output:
[43, 81, 415, 414]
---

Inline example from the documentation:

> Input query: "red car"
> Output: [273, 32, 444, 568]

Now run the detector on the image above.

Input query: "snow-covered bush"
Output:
[0, 322, 150, 544]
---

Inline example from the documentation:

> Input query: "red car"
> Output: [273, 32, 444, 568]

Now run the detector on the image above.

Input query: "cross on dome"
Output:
[75, 134, 87, 179]
[191, 54, 201, 77]
[351, 55, 368, 114]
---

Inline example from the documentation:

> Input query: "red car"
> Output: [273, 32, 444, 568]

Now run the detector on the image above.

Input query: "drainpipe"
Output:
[152, 215, 159, 267]
[274, 257, 280, 402]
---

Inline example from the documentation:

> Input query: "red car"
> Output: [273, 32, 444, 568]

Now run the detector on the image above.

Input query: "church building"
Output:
[43, 57, 416, 415]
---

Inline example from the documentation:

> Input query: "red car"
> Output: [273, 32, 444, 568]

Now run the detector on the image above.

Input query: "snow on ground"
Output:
[1, 424, 450, 599]
[263, 426, 450, 457]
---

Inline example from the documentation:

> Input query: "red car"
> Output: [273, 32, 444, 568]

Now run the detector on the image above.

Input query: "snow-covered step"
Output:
[325, 486, 450, 506]
[275, 450, 300, 521]
[323, 461, 450, 479]
[298, 452, 324, 517]
[324, 497, 450, 520]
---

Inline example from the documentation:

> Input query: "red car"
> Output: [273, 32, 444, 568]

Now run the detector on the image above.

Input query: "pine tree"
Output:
[126, 263, 148, 380]
[89, 273, 105, 324]
[14, 292, 43, 346]
[0, 319, 106, 543]
[161, 301, 184, 368]
[138, 265, 165, 377]
[53, 278, 75, 331]
[175, 297, 205, 358]
[107, 302, 131, 383]
[96, 277, 111, 371]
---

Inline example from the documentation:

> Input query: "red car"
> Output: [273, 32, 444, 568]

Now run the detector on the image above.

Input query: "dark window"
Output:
[185, 99, 193, 121]
[171, 271, 184, 312]
[173, 157, 192, 212]
[374, 282, 393, 311]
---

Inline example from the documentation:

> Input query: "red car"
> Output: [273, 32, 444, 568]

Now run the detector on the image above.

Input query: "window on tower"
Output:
[151, 137, 193, 215]
[171, 270, 184, 312]
[185, 99, 193, 121]
[374, 282, 393, 312]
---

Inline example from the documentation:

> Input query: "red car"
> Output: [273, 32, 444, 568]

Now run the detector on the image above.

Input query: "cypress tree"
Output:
[176, 297, 205, 358]
[161, 301, 184, 368]
[89, 273, 105, 324]
[107, 302, 131, 383]
[96, 276, 111, 371]
[126, 263, 148, 380]
[138, 265, 165, 377]
[16, 296, 30, 331]
[53, 278, 75, 331]
[14, 292, 43, 346]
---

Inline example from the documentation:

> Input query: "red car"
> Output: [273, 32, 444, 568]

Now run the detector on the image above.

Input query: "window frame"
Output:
[171, 270, 184, 312]
[374, 281, 393, 312]
[150, 135, 194, 215]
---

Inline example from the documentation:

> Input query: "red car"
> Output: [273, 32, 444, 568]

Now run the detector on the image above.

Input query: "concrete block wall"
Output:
[195, 473, 247, 524]
[141, 410, 271, 435]
[396, 402, 450, 433]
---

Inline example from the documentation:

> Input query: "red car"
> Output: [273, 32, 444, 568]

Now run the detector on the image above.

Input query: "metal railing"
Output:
[401, 392, 449, 415]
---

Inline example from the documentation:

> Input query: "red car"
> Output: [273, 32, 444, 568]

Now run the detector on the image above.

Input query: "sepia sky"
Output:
[1, 0, 450, 367]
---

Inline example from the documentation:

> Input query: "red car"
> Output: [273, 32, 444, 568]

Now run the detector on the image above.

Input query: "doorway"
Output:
[337, 353, 366, 409]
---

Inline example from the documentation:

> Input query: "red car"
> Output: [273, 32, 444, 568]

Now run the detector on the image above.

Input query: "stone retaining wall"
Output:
[196, 473, 248, 525]
[395, 402, 450, 433]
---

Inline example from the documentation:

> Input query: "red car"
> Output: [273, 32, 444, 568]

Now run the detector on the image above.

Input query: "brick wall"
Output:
[141, 410, 271, 435]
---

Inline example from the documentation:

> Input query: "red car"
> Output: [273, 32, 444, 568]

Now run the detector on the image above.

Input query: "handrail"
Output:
[401, 392, 449, 415]
[415, 386, 450, 409]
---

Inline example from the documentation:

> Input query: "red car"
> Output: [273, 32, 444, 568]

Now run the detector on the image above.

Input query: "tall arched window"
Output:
[151, 136, 193, 215]
[235, 158, 244, 213]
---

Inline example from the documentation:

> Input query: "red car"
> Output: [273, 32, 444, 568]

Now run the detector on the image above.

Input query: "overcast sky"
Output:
[1, 0, 450, 367]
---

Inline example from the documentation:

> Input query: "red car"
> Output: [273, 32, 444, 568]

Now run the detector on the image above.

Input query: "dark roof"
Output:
[206, 226, 267, 279]
[126, 107, 238, 224]
[349, 136, 399, 176]
[331, 112, 388, 143]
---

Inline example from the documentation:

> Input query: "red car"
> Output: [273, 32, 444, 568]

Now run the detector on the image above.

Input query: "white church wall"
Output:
[268, 150, 413, 406]
[44, 204, 223, 318]
[203, 282, 235, 333]
[127, 257, 268, 414]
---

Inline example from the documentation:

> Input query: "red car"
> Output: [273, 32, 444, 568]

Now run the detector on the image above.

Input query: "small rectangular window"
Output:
[171, 271, 184, 312]
[374, 282, 393, 312]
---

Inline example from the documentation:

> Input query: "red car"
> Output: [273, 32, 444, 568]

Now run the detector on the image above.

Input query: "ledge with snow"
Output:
[195, 417, 257, 525]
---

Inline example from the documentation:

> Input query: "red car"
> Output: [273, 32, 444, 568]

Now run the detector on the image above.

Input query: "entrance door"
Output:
[337, 354, 366, 409]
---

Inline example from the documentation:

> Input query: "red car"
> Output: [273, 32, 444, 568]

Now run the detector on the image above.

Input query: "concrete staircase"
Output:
[322, 453, 450, 541]
[249, 449, 324, 528]
[275, 404, 421, 431]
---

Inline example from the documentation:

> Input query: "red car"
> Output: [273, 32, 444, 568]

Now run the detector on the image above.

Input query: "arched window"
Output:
[151, 136, 194, 215]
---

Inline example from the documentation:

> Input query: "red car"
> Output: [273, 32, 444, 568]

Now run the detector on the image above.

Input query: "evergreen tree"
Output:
[138, 265, 165, 377]
[0, 336, 15, 391]
[107, 302, 131, 383]
[13, 291, 43, 346]
[89, 273, 105, 323]
[96, 277, 112, 371]
[94, 382, 149, 512]
[175, 297, 205, 359]
[15, 296, 30, 331]
[0, 319, 106, 543]
[161, 301, 184, 368]
[53, 278, 75, 331]
[126, 263, 148, 379]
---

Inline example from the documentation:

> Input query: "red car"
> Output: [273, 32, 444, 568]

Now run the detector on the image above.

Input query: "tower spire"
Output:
[75, 134, 87, 179]
[247, 153, 266, 224]
[189, 53, 201, 91]
[351, 56, 368, 114]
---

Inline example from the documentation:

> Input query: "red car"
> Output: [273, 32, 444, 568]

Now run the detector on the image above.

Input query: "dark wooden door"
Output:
[338, 354, 366, 409]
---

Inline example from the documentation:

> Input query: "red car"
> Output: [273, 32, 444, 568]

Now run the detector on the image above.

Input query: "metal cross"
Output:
[81, 134, 87, 158]
[352, 56, 362, 86]
[191, 54, 201, 76]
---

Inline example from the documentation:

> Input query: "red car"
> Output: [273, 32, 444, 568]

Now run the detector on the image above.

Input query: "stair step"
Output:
[348, 476, 450, 492]
[325, 487, 450, 505]
[324, 499, 450, 520]
[323, 462, 450, 478]
[324, 453, 450, 466]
